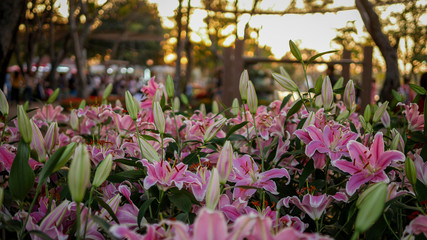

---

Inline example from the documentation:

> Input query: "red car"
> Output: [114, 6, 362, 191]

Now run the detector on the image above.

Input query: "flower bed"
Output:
[0, 45, 426, 239]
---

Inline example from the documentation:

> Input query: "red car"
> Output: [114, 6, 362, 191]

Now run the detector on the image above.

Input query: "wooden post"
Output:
[222, 47, 233, 107]
[361, 46, 373, 111]
[342, 50, 351, 84]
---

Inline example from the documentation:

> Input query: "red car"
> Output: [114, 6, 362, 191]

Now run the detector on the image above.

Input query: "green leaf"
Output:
[182, 151, 207, 165]
[415, 180, 427, 202]
[90, 215, 115, 239]
[107, 170, 145, 183]
[307, 50, 338, 65]
[9, 140, 35, 201]
[289, 40, 302, 62]
[37, 146, 66, 192]
[314, 76, 323, 95]
[225, 121, 248, 140]
[227, 134, 247, 142]
[113, 158, 143, 168]
[299, 159, 314, 187]
[168, 191, 192, 213]
[137, 198, 155, 228]
[95, 197, 120, 224]
[392, 90, 405, 102]
[286, 99, 303, 121]
[280, 94, 292, 111]
[409, 84, 426, 95]
[141, 134, 159, 142]
[333, 77, 344, 90]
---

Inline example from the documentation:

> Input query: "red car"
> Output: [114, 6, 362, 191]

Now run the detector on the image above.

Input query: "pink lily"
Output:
[303, 124, 358, 164]
[33, 104, 68, 127]
[141, 159, 199, 191]
[193, 208, 228, 240]
[413, 153, 427, 185]
[398, 102, 424, 131]
[334, 132, 405, 195]
[231, 155, 290, 200]
[402, 215, 427, 239]
[279, 193, 347, 221]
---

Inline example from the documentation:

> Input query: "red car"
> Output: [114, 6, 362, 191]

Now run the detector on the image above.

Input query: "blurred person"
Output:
[57, 73, 66, 100]
[11, 70, 24, 103]
[23, 72, 35, 103]
[326, 64, 337, 86]
[68, 73, 77, 97]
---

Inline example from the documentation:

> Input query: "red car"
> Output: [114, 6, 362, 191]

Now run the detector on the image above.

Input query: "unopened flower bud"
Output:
[239, 70, 249, 101]
[166, 75, 174, 98]
[206, 168, 220, 210]
[102, 83, 113, 101]
[173, 96, 180, 112]
[405, 157, 417, 186]
[231, 98, 239, 116]
[17, 105, 32, 144]
[212, 101, 219, 115]
[93, 154, 113, 187]
[343, 80, 355, 111]
[0, 89, 9, 116]
[355, 182, 387, 233]
[303, 111, 316, 129]
[247, 81, 258, 114]
[200, 103, 206, 116]
[125, 91, 138, 120]
[153, 101, 165, 134]
[138, 137, 160, 162]
[272, 72, 298, 92]
[373, 101, 389, 123]
[68, 144, 91, 203]
[30, 120, 46, 162]
[180, 93, 188, 105]
[381, 110, 390, 128]
[364, 105, 371, 123]
[204, 118, 226, 142]
[390, 129, 404, 151]
[78, 99, 86, 109]
[322, 76, 333, 110]
[45, 122, 59, 154]
[70, 109, 78, 131]
[217, 141, 233, 184]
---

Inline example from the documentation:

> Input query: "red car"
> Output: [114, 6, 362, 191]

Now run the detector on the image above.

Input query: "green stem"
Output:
[83, 187, 95, 239]
[19, 187, 41, 239]
[75, 202, 81, 240]
[134, 120, 144, 157]
[251, 113, 264, 170]
[315, 219, 320, 233]
[383, 214, 399, 240]
[301, 63, 313, 107]
[170, 100, 182, 159]
[351, 231, 359, 240]
[160, 133, 164, 161]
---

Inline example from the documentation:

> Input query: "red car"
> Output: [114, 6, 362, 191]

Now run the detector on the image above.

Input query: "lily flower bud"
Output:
[343, 80, 355, 111]
[212, 101, 219, 115]
[68, 144, 91, 203]
[355, 182, 387, 233]
[231, 98, 239, 116]
[204, 118, 227, 142]
[138, 137, 160, 162]
[154, 89, 162, 103]
[206, 168, 220, 210]
[45, 122, 59, 154]
[272, 72, 298, 92]
[166, 75, 174, 98]
[180, 93, 189, 105]
[217, 141, 233, 184]
[381, 110, 390, 128]
[78, 99, 86, 109]
[153, 101, 165, 134]
[173, 96, 180, 112]
[0, 89, 8, 116]
[102, 83, 113, 102]
[239, 70, 249, 101]
[70, 109, 79, 131]
[321, 76, 333, 110]
[200, 103, 206, 116]
[303, 111, 316, 129]
[364, 105, 371, 123]
[373, 101, 389, 123]
[17, 105, 32, 144]
[93, 154, 113, 187]
[30, 120, 46, 162]
[405, 157, 417, 186]
[390, 129, 404, 151]
[125, 91, 138, 120]
[247, 81, 258, 114]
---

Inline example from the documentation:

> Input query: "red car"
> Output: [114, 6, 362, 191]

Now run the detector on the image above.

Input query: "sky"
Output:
[55, 0, 426, 63]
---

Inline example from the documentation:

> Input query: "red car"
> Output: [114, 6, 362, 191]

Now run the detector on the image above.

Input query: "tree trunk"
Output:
[174, 0, 183, 95]
[0, 0, 26, 90]
[356, 0, 400, 102]
[69, 0, 88, 98]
